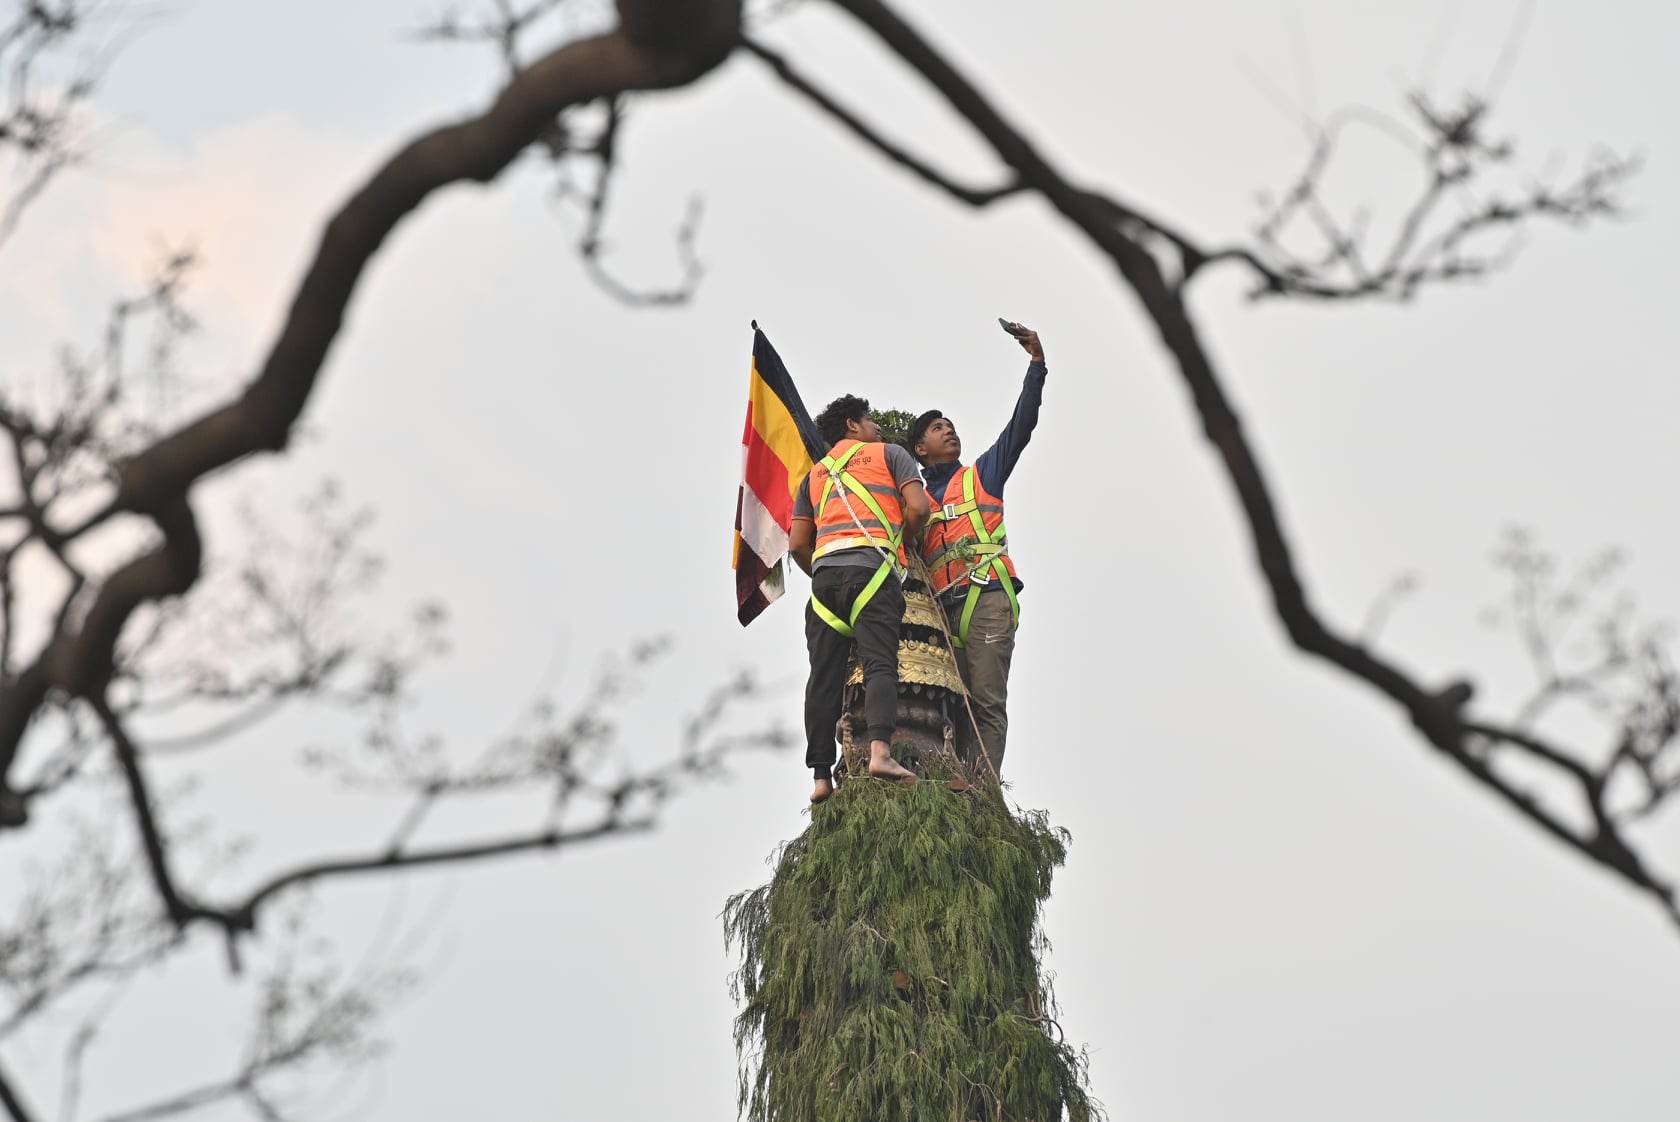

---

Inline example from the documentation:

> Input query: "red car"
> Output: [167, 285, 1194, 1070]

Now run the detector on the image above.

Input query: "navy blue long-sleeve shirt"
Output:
[921, 361, 1047, 502]
[920, 361, 1045, 599]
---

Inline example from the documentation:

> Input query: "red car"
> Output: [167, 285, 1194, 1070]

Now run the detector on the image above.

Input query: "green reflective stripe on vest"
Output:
[952, 566, 1020, 648]
[810, 555, 894, 637]
[828, 471, 899, 543]
[817, 445, 902, 554]
[810, 442, 904, 637]
[809, 592, 852, 634]
[949, 467, 1020, 648]
[962, 466, 987, 540]
[815, 442, 867, 502]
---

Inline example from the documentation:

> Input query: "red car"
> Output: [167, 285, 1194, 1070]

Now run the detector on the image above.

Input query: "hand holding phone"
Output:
[997, 317, 1044, 364]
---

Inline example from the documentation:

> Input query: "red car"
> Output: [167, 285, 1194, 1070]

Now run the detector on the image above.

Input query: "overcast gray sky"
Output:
[4, 1, 1680, 1119]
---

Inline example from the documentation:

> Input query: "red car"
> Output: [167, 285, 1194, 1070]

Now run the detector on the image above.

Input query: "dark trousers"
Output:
[804, 566, 904, 779]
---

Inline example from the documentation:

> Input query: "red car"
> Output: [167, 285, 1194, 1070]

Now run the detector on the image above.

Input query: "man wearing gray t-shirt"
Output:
[790, 395, 930, 805]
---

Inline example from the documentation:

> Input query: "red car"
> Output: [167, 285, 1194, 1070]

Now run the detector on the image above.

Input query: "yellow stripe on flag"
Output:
[749, 361, 815, 496]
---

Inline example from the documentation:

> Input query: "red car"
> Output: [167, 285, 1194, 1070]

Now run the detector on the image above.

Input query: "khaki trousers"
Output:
[948, 587, 1017, 776]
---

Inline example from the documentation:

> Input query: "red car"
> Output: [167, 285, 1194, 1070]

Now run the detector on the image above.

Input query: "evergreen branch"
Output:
[726, 781, 1097, 1120]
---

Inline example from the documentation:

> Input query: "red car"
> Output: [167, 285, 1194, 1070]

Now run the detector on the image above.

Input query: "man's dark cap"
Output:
[906, 408, 945, 456]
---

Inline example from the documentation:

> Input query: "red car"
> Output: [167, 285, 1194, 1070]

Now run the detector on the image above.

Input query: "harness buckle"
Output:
[942, 502, 960, 521]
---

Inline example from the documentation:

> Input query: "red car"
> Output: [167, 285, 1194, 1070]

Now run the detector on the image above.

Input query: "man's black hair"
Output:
[906, 408, 946, 463]
[815, 394, 871, 446]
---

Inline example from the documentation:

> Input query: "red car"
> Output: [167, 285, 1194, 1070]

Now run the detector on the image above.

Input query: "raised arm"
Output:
[973, 326, 1048, 497]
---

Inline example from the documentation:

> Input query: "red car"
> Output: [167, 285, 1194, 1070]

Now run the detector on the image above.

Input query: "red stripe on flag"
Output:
[743, 430, 796, 527]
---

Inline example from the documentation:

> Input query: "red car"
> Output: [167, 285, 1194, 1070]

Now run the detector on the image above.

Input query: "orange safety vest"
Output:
[919, 465, 1020, 647]
[808, 440, 909, 568]
[806, 440, 908, 636]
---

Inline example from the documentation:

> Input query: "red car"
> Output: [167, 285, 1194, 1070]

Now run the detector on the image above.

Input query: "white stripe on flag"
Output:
[738, 483, 790, 567]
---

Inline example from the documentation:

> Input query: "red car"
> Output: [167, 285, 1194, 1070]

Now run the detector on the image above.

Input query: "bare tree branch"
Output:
[230, 817, 656, 930]
[90, 693, 214, 929]
[0, 1, 155, 251]
[1208, 93, 1637, 301]
[80, 911, 410, 1122]
[1358, 571, 1420, 648]
[748, 18, 1205, 283]
[228, 663, 786, 933]
[0, 0, 746, 826]
[76, 639, 787, 949]
[415, 0, 578, 79]
[1469, 532, 1680, 833]
[571, 97, 706, 307]
[0, 1, 1659, 1113]
[819, 0, 1674, 928]
[421, 6, 709, 306]
[0, 834, 172, 1042]
[741, 36, 1023, 208]
[0, 1051, 37, 1122]
[0, 1, 94, 251]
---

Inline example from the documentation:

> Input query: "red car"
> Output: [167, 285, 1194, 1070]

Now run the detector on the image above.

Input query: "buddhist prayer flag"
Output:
[734, 325, 825, 626]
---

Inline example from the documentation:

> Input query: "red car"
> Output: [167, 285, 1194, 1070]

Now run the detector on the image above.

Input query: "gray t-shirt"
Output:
[794, 443, 926, 571]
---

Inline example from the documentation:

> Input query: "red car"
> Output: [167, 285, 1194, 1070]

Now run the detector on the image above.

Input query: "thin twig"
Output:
[742, 36, 1023, 207]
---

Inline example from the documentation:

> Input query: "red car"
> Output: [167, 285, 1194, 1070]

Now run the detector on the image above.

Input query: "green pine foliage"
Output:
[724, 776, 1099, 1122]
[870, 407, 919, 450]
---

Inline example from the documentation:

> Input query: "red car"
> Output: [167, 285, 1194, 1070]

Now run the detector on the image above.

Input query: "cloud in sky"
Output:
[2, 113, 363, 374]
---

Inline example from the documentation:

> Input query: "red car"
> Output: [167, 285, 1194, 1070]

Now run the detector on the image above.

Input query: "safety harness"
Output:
[809, 442, 905, 638]
[923, 466, 1020, 648]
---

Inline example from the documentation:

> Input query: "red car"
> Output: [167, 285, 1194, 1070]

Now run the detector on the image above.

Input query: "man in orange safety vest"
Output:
[906, 323, 1047, 776]
[790, 394, 931, 804]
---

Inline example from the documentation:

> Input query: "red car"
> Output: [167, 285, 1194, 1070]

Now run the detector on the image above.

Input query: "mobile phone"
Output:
[998, 317, 1030, 338]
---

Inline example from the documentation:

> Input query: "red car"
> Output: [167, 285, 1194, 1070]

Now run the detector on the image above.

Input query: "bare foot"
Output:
[867, 755, 917, 784]
[810, 777, 834, 805]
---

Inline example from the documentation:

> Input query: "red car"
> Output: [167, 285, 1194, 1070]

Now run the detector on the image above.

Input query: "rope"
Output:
[825, 459, 1001, 787]
[824, 460, 901, 579]
[908, 549, 1001, 787]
